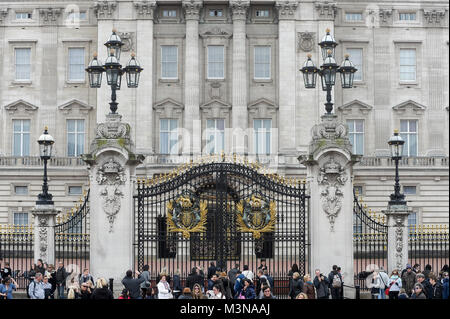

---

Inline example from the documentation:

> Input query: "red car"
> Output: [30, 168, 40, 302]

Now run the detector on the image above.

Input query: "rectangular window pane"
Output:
[256, 10, 269, 17]
[347, 120, 364, 155]
[67, 119, 85, 156]
[346, 13, 362, 21]
[404, 186, 417, 195]
[160, 119, 178, 154]
[15, 186, 28, 195]
[208, 46, 224, 78]
[254, 46, 271, 79]
[399, 49, 416, 81]
[400, 120, 418, 157]
[69, 48, 85, 81]
[15, 48, 31, 80]
[347, 48, 363, 81]
[161, 46, 178, 78]
[254, 119, 271, 155]
[12, 119, 30, 156]
[13, 213, 28, 225]
[69, 186, 83, 195]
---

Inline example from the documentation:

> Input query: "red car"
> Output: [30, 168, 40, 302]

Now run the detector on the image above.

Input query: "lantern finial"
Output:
[112, 28, 117, 33]
[93, 52, 98, 58]
[394, 129, 399, 134]
[131, 51, 136, 58]
[326, 28, 330, 33]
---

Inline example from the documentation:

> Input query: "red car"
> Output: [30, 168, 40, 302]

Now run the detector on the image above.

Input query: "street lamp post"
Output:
[388, 129, 406, 206]
[36, 126, 55, 205]
[300, 29, 357, 114]
[86, 29, 143, 114]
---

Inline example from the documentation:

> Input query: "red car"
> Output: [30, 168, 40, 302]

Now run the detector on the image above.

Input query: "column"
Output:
[135, 1, 156, 154]
[183, 1, 202, 155]
[230, 1, 249, 153]
[383, 206, 412, 274]
[32, 204, 59, 265]
[276, 1, 298, 155]
[82, 113, 144, 291]
[299, 114, 360, 298]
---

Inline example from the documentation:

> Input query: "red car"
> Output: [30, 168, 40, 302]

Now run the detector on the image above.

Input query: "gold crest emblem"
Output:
[236, 194, 276, 239]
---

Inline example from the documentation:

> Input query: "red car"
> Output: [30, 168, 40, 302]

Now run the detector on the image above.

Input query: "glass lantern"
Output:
[320, 51, 339, 90]
[388, 129, 405, 158]
[123, 52, 143, 88]
[104, 50, 123, 89]
[86, 53, 104, 88]
[300, 55, 319, 89]
[104, 29, 124, 61]
[37, 126, 55, 160]
[338, 54, 357, 89]
[318, 28, 338, 61]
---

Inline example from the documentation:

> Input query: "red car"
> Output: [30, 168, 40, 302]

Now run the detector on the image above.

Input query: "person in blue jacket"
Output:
[233, 270, 246, 298]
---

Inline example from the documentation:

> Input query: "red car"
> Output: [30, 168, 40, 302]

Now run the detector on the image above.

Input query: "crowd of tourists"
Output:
[0, 257, 448, 300]
[368, 263, 449, 299]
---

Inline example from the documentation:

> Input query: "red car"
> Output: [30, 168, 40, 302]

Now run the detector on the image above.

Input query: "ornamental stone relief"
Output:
[394, 216, 405, 270]
[96, 158, 127, 232]
[298, 32, 315, 52]
[38, 216, 49, 261]
[318, 156, 348, 231]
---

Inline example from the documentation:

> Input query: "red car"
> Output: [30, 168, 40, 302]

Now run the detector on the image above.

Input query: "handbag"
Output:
[385, 279, 396, 296]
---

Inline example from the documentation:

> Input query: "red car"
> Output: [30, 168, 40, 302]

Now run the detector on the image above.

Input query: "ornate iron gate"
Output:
[134, 157, 309, 297]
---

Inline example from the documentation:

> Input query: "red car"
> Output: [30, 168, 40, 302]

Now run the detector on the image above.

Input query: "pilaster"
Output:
[32, 205, 59, 265]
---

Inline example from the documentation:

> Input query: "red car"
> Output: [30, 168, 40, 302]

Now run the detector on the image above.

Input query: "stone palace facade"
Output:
[0, 0, 448, 228]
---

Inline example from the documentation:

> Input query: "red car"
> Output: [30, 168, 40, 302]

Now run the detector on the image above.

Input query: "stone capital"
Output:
[134, 0, 156, 20]
[314, 1, 337, 20]
[423, 9, 446, 24]
[94, 0, 117, 19]
[39, 8, 62, 23]
[183, 0, 203, 21]
[378, 8, 393, 23]
[230, 0, 250, 21]
[275, 0, 298, 20]
[0, 8, 8, 23]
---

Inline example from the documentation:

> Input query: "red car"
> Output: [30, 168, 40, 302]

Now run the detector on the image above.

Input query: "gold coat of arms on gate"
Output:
[167, 191, 207, 239]
[236, 194, 276, 239]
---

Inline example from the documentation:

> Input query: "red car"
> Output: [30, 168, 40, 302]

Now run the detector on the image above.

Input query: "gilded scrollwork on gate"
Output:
[236, 194, 276, 239]
[167, 191, 208, 239]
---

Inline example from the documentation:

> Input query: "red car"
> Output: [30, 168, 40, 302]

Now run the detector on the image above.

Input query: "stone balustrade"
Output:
[0, 155, 448, 168]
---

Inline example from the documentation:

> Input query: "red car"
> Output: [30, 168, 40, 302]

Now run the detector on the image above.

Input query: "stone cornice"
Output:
[94, 0, 117, 19]
[275, 0, 298, 20]
[182, 0, 202, 21]
[314, 1, 337, 20]
[4, 99, 39, 115]
[134, 0, 156, 20]
[230, 0, 250, 21]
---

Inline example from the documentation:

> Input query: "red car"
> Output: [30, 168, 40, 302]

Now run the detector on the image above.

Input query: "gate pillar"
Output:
[299, 114, 360, 298]
[82, 113, 144, 291]
[382, 206, 412, 275]
[32, 204, 59, 265]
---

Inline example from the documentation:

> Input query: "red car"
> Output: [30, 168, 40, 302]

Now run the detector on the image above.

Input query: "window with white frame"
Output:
[399, 13, 416, 21]
[207, 45, 224, 79]
[403, 185, 417, 195]
[254, 119, 271, 155]
[15, 186, 28, 195]
[400, 120, 418, 157]
[13, 119, 30, 156]
[15, 12, 32, 19]
[347, 119, 364, 155]
[162, 9, 177, 17]
[67, 119, 85, 157]
[399, 49, 416, 81]
[205, 119, 225, 154]
[353, 185, 363, 196]
[254, 46, 271, 79]
[68, 48, 85, 81]
[160, 119, 179, 155]
[161, 46, 178, 79]
[67, 11, 87, 22]
[408, 211, 417, 233]
[255, 9, 270, 17]
[13, 212, 28, 226]
[347, 48, 363, 81]
[353, 213, 363, 234]
[15, 48, 31, 81]
[345, 12, 363, 21]
[209, 9, 223, 17]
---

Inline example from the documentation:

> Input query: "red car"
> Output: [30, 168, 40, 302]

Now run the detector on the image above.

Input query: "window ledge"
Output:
[159, 78, 179, 84]
[398, 81, 419, 87]
[10, 81, 32, 87]
[206, 78, 225, 82]
[253, 78, 272, 83]
[65, 81, 87, 87]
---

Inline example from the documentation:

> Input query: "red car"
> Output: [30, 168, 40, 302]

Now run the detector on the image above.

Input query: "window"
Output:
[67, 11, 87, 22]
[161, 46, 178, 79]
[207, 46, 224, 79]
[255, 10, 270, 17]
[399, 49, 416, 81]
[15, 186, 28, 195]
[16, 12, 32, 19]
[68, 48, 85, 81]
[347, 120, 364, 155]
[254, 46, 271, 79]
[162, 9, 177, 17]
[13, 119, 30, 156]
[400, 120, 418, 157]
[205, 119, 225, 154]
[345, 13, 363, 21]
[254, 119, 271, 155]
[403, 186, 417, 195]
[347, 48, 363, 81]
[399, 13, 416, 21]
[209, 9, 223, 17]
[353, 214, 363, 234]
[408, 211, 417, 233]
[69, 186, 83, 196]
[13, 212, 28, 226]
[15, 48, 31, 81]
[160, 119, 178, 155]
[67, 119, 85, 157]
[353, 185, 363, 197]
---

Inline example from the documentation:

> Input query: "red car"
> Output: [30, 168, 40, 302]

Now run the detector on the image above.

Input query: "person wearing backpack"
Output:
[233, 270, 246, 298]
[28, 273, 45, 299]
[328, 265, 343, 300]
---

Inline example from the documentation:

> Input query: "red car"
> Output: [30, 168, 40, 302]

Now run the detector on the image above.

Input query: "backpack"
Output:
[332, 274, 342, 288]
[26, 281, 37, 299]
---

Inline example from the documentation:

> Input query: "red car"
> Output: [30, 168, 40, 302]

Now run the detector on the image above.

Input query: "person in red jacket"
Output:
[118, 288, 130, 299]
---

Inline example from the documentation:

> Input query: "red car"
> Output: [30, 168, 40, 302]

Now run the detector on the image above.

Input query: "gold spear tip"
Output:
[326, 28, 330, 33]
[93, 51, 98, 58]
[44, 125, 48, 131]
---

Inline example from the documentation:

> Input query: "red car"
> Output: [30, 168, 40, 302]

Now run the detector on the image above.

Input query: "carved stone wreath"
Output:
[298, 32, 315, 52]
[318, 156, 347, 232]
[97, 158, 127, 233]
